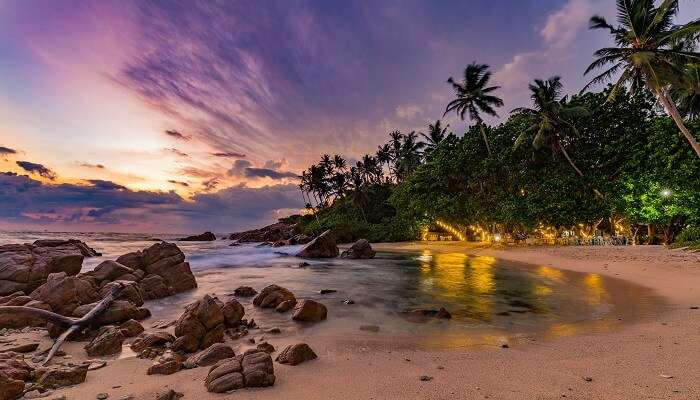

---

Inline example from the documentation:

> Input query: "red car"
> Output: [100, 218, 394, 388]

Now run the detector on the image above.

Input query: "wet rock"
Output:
[340, 239, 376, 259]
[319, 289, 337, 294]
[264, 327, 281, 335]
[233, 286, 257, 297]
[156, 389, 184, 400]
[222, 299, 245, 326]
[92, 261, 134, 283]
[295, 230, 339, 258]
[288, 234, 311, 245]
[147, 353, 183, 375]
[115, 252, 144, 270]
[138, 275, 172, 300]
[229, 221, 295, 243]
[275, 343, 317, 365]
[343, 299, 355, 305]
[173, 295, 232, 353]
[30, 272, 99, 316]
[130, 331, 174, 353]
[256, 342, 275, 354]
[178, 232, 216, 242]
[84, 326, 125, 356]
[0, 352, 33, 381]
[274, 300, 295, 313]
[205, 349, 275, 393]
[184, 343, 235, 368]
[34, 363, 88, 389]
[420, 375, 433, 381]
[141, 242, 197, 295]
[292, 299, 327, 322]
[99, 281, 144, 307]
[253, 285, 296, 310]
[0, 371, 24, 400]
[0, 342, 39, 353]
[298, 262, 310, 268]
[118, 320, 144, 338]
[272, 241, 286, 248]
[402, 307, 452, 322]
[72, 300, 150, 326]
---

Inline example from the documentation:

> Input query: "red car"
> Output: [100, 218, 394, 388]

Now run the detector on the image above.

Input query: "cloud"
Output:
[0, 146, 18, 156]
[0, 172, 303, 232]
[168, 179, 190, 187]
[202, 178, 219, 191]
[163, 148, 189, 158]
[16, 161, 57, 180]
[76, 161, 106, 169]
[227, 159, 298, 181]
[395, 104, 423, 119]
[164, 129, 190, 141]
[212, 152, 246, 158]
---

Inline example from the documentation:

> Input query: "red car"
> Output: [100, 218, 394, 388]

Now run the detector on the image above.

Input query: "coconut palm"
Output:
[584, 0, 700, 156]
[672, 63, 700, 119]
[512, 76, 602, 197]
[420, 120, 449, 155]
[445, 62, 504, 155]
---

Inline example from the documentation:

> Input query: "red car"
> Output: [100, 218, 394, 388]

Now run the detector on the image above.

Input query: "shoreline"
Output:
[12, 242, 700, 399]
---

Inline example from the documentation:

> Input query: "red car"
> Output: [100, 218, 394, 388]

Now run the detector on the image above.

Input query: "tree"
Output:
[511, 77, 602, 197]
[672, 63, 700, 119]
[584, 0, 700, 157]
[420, 120, 449, 155]
[445, 62, 504, 155]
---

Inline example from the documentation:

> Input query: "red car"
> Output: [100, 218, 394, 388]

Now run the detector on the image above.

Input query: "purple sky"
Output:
[0, 0, 698, 233]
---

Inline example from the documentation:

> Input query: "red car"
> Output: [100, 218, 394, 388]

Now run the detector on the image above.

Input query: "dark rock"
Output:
[138, 275, 172, 300]
[256, 342, 275, 354]
[274, 300, 295, 313]
[340, 239, 376, 259]
[222, 299, 245, 326]
[30, 272, 99, 316]
[275, 343, 317, 365]
[292, 299, 327, 322]
[288, 234, 311, 245]
[115, 251, 144, 270]
[92, 261, 134, 283]
[420, 375, 433, 381]
[130, 331, 175, 353]
[342, 299, 355, 305]
[99, 281, 144, 307]
[233, 286, 257, 297]
[156, 389, 184, 400]
[253, 285, 296, 310]
[178, 232, 216, 241]
[147, 353, 183, 375]
[0, 372, 24, 400]
[295, 230, 339, 258]
[34, 363, 88, 389]
[0, 352, 33, 381]
[173, 295, 232, 353]
[84, 326, 125, 356]
[184, 343, 235, 368]
[319, 289, 337, 294]
[0, 342, 39, 354]
[403, 307, 452, 322]
[119, 319, 145, 338]
[204, 349, 275, 393]
[229, 221, 296, 243]
[140, 242, 197, 295]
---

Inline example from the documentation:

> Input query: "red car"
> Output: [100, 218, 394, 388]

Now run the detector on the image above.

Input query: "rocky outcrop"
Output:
[341, 239, 376, 259]
[72, 299, 150, 327]
[205, 349, 275, 393]
[173, 295, 245, 353]
[292, 300, 327, 322]
[0, 372, 24, 400]
[253, 285, 296, 311]
[178, 232, 216, 241]
[275, 343, 317, 365]
[295, 230, 339, 258]
[34, 363, 89, 389]
[229, 221, 296, 243]
[84, 326, 125, 356]
[0, 239, 98, 296]
[131, 331, 175, 354]
[184, 343, 235, 368]
[0, 352, 32, 400]
[31, 272, 100, 316]
[288, 234, 312, 245]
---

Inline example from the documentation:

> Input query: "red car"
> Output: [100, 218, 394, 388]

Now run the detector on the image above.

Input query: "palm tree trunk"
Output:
[557, 139, 605, 199]
[652, 86, 700, 158]
[479, 123, 492, 156]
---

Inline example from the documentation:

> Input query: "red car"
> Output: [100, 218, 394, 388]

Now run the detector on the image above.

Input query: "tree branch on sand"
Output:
[0, 282, 126, 366]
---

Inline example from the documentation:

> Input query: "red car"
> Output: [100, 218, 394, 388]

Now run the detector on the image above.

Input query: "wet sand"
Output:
[23, 244, 700, 399]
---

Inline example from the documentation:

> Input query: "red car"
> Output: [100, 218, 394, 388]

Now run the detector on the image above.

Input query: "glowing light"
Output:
[493, 233, 502, 242]
[435, 220, 466, 241]
[661, 189, 672, 198]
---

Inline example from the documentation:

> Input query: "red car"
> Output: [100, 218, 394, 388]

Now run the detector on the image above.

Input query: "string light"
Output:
[434, 220, 466, 241]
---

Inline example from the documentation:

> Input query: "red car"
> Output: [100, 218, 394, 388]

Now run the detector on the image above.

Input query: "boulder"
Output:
[275, 343, 317, 365]
[131, 331, 175, 353]
[295, 230, 339, 258]
[184, 343, 235, 368]
[140, 242, 197, 295]
[178, 232, 216, 241]
[0, 298, 52, 329]
[292, 299, 327, 322]
[0, 352, 33, 381]
[84, 326, 125, 356]
[0, 371, 24, 400]
[119, 319, 145, 337]
[156, 389, 184, 400]
[173, 295, 228, 353]
[138, 275, 173, 300]
[115, 251, 144, 270]
[72, 300, 150, 326]
[253, 285, 296, 310]
[256, 342, 275, 354]
[402, 307, 452, 322]
[222, 299, 245, 326]
[0, 239, 98, 296]
[229, 221, 296, 243]
[147, 353, 183, 375]
[340, 239, 376, 259]
[92, 260, 134, 282]
[34, 363, 89, 389]
[233, 286, 257, 297]
[288, 234, 311, 245]
[30, 272, 99, 316]
[205, 349, 275, 393]
[274, 300, 295, 313]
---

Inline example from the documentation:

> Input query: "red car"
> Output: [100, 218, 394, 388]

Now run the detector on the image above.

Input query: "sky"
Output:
[1, 0, 698, 234]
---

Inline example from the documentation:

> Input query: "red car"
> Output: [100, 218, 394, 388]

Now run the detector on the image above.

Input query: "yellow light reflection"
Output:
[537, 266, 563, 281]
[583, 273, 607, 304]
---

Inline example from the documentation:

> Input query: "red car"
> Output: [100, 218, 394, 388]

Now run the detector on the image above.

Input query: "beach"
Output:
[7, 242, 698, 400]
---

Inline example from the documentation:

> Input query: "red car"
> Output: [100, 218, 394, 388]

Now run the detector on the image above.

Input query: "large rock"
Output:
[0, 352, 33, 381]
[0, 239, 98, 296]
[147, 353, 183, 375]
[131, 331, 175, 353]
[34, 363, 89, 389]
[229, 221, 296, 243]
[205, 349, 275, 393]
[295, 230, 339, 258]
[119, 319, 145, 337]
[173, 295, 244, 353]
[292, 299, 327, 322]
[30, 272, 99, 316]
[275, 343, 317, 365]
[0, 372, 24, 400]
[92, 260, 134, 282]
[184, 343, 235, 368]
[141, 243, 197, 296]
[72, 300, 150, 326]
[0, 295, 52, 329]
[253, 285, 296, 310]
[178, 232, 216, 241]
[340, 239, 376, 259]
[233, 286, 257, 297]
[84, 326, 125, 356]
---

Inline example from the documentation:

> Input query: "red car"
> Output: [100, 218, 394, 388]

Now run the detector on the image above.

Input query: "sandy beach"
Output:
[5, 243, 694, 400]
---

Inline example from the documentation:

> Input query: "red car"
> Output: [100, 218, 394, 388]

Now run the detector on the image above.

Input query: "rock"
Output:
[72, 300, 150, 326]
[23, 389, 51, 399]
[96, 394, 108, 400]
[288, 234, 311, 245]
[265, 327, 281, 334]
[253, 285, 296, 310]
[184, 343, 235, 368]
[274, 300, 295, 313]
[256, 342, 275, 354]
[118, 320, 144, 338]
[155, 389, 184, 400]
[295, 230, 339, 258]
[403, 307, 452, 322]
[340, 239, 376, 259]
[275, 343, 317, 366]
[319, 289, 337, 294]
[0, 371, 24, 400]
[99, 281, 144, 307]
[222, 299, 245, 326]
[229, 221, 296, 243]
[292, 299, 327, 322]
[173, 295, 232, 353]
[30, 272, 99, 316]
[298, 262, 310, 268]
[34, 363, 88, 389]
[87, 360, 108, 370]
[92, 261, 134, 283]
[114, 252, 144, 270]
[147, 354, 183, 375]
[178, 232, 216, 241]
[0, 298, 51, 329]
[359, 325, 380, 332]
[138, 275, 172, 300]
[84, 326, 125, 356]
[0, 240, 97, 296]
[233, 286, 257, 297]
[0, 342, 39, 353]
[204, 349, 275, 393]
[271, 241, 286, 248]
[140, 243, 197, 295]
[420, 375, 433, 381]
[0, 352, 33, 381]
[342, 299, 355, 305]
[130, 331, 175, 353]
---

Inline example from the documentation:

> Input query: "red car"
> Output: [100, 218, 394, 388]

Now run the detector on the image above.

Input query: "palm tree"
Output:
[394, 131, 425, 182]
[672, 63, 700, 119]
[445, 62, 504, 155]
[512, 76, 602, 197]
[584, 0, 700, 157]
[420, 120, 449, 155]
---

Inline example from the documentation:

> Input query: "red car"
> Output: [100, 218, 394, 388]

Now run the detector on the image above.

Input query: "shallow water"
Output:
[0, 231, 664, 348]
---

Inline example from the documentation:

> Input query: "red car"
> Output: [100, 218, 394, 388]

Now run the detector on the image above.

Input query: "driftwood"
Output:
[0, 282, 126, 365]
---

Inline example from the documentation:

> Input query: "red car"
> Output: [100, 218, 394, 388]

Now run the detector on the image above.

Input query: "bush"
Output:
[676, 226, 700, 243]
